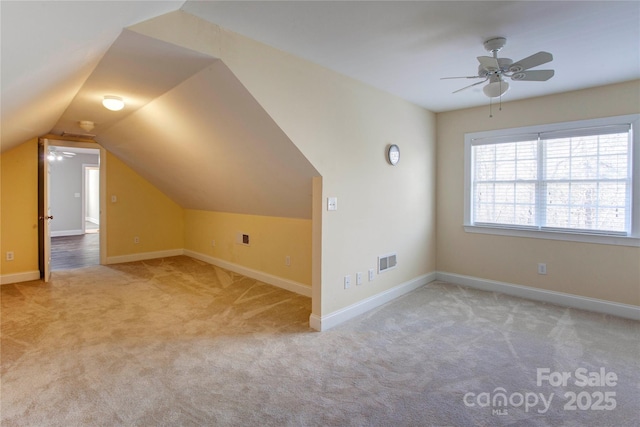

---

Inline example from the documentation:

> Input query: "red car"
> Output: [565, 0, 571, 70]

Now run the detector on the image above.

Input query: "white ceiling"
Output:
[1, 1, 637, 219]
[98, 58, 319, 218]
[0, 0, 184, 152]
[50, 29, 217, 137]
[181, 1, 640, 113]
[2, 1, 639, 153]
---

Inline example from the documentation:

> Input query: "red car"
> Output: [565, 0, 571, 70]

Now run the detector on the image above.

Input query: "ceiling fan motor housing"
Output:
[483, 37, 507, 53]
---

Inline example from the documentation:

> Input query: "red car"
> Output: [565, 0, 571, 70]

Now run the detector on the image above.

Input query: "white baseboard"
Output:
[436, 271, 640, 321]
[51, 229, 83, 237]
[309, 272, 437, 331]
[85, 217, 99, 224]
[183, 249, 312, 297]
[105, 249, 184, 265]
[0, 270, 41, 285]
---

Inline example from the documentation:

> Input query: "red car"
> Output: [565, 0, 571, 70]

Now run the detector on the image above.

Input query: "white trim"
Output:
[436, 271, 640, 321]
[309, 272, 437, 331]
[85, 216, 99, 224]
[1, 270, 41, 285]
[51, 229, 84, 237]
[105, 249, 183, 265]
[184, 249, 312, 297]
[464, 225, 640, 247]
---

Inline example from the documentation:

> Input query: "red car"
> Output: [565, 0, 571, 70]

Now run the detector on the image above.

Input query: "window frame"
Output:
[463, 114, 640, 247]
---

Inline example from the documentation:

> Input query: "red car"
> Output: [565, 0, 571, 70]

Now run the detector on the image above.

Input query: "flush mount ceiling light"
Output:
[102, 95, 125, 111]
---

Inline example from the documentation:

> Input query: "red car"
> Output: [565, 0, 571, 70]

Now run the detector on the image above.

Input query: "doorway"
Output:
[83, 165, 100, 234]
[47, 144, 102, 271]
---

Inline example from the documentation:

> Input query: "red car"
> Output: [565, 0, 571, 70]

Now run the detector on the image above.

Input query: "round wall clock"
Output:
[387, 144, 400, 165]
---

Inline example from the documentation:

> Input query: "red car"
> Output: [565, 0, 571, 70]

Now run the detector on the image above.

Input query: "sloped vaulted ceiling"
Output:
[0, 0, 184, 152]
[57, 29, 319, 219]
[99, 58, 319, 219]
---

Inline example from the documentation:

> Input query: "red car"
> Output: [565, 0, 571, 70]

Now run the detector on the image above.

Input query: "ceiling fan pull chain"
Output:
[489, 97, 493, 118]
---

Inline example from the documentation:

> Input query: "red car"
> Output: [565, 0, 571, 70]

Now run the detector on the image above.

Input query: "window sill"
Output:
[464, 225, 640, 247]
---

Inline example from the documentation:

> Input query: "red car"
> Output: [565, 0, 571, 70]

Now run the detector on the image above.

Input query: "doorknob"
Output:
[39, 215, 54, 220]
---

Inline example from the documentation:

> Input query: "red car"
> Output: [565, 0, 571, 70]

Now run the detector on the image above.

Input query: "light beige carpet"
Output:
[1, 256, 638, 426]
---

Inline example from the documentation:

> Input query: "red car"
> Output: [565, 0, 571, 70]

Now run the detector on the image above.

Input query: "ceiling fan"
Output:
[47, 147, 76, 161]
[442, 37, 554, 98]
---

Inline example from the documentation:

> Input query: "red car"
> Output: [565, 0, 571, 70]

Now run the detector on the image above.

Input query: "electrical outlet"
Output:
[6, 251, 14, 261]
[344, 275, 351, 289]
[134, 236, 140, 244]
[285, 255, 291, 266]
[356, 272, 363, 285]
[368, 269, 375, 281]
[327, 197, 338, 211]
[538, 263, 547, 275]
[211, 239, 216, 247]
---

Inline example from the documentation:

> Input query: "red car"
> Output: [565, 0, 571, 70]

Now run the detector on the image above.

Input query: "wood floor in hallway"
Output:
[51, 233, 99, 270]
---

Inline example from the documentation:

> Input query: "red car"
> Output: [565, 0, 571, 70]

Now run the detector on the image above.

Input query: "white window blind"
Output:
[470, 123, 633, 236]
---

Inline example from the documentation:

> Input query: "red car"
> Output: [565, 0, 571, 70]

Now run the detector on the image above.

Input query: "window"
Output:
[464, 114, 639, 246]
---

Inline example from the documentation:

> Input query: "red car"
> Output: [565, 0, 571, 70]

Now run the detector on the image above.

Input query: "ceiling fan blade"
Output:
[509, 52, 553, 72]
[440, 75, 483, 80]
[453, 78, 488, 94]
[477, 56, 499, 70]
[511, 69, 555, 81]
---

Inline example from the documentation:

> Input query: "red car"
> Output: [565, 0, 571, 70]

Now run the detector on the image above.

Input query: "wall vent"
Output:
[378, 253, 397, 273]
[236, 232, 250, 246]
[61, 131, 96, 140]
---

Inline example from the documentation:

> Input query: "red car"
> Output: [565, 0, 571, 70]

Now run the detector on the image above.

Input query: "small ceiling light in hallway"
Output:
[79, 120, 95, 132]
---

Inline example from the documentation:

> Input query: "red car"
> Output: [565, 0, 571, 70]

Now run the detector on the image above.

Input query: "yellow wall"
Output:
[436, 80, 640, 306]
[0, 140, 311, 289]
[184, 209, 312, 286]
[105, 152, 184, 258]
[0, 138, 39, 275]
[0, 142, 186, 280]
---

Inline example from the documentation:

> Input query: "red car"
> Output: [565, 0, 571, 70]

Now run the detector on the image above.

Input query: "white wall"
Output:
[50, 152, 99, 235]
[86, 167, 99, 224]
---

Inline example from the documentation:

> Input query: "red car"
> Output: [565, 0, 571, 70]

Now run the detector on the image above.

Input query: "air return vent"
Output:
[61, 132, 96, 140]
[378, 253, 397, 273]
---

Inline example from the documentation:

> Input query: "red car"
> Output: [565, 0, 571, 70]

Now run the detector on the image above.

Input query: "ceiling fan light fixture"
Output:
[483, 77, 510, 98]
[47, 149, 64, 162]
[102, 95, 124, 111]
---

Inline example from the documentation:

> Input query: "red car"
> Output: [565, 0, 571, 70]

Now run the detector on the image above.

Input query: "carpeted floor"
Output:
[1, 256, 638, 426]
